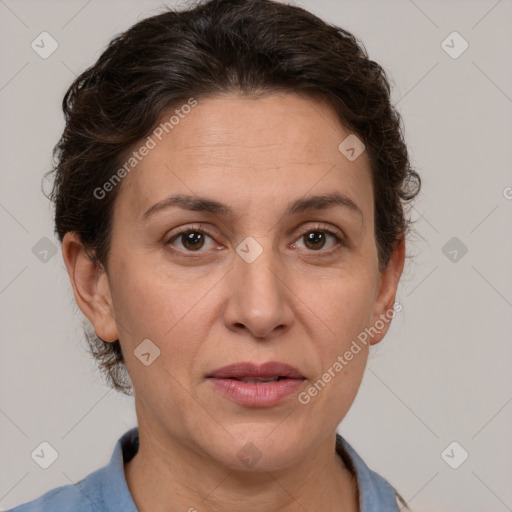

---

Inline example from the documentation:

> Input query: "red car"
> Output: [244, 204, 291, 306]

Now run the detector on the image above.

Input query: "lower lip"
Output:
[207, 378, 305, 407]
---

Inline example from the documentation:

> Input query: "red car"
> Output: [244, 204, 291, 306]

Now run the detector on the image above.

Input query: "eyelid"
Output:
[165, 223, 216, 241]
[294, 222, 344, 240]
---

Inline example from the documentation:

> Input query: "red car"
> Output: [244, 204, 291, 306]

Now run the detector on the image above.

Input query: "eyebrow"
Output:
[141, 192, 363, 221]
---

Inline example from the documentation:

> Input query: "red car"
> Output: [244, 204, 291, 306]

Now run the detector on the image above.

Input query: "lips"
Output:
[206, 361, 306, 407]
[206, 361, 305, 381]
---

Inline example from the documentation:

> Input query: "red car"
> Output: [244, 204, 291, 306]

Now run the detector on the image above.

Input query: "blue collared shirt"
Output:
[9, 427, 400, 511]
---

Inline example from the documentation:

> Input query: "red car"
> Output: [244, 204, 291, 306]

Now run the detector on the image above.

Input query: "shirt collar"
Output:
[80, 427, 139, 512]
[90, 427, 397, 512]
[336, 433, 398, 511]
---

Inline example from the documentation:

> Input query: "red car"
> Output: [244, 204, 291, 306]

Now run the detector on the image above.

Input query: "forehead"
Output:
[115, 92, 373, 221]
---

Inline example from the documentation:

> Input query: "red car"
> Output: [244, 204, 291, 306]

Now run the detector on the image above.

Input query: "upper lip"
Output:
[206, 361, 305, 379]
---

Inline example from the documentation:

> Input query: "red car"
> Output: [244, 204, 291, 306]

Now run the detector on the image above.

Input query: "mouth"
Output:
[224, 376, 292, 383]
[206, 361, 306, 407]
[205, 361, 305, 381]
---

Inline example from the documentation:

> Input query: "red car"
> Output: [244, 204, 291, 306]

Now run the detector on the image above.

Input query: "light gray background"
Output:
[1, 0, 511, 510]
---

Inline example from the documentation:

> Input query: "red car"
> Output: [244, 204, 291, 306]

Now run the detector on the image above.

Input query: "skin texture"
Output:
[62, 92, 405, 512]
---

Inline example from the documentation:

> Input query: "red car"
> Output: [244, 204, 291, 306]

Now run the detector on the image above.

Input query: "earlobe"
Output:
[369, 237, 406, 346]
[61, 232, 119, 342]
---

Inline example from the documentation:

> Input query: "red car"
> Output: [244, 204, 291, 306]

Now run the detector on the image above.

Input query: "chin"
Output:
[208, 428, 305, 473]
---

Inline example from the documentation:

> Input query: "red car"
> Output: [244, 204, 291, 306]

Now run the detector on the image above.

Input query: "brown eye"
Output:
[295, 229, 342, 252]
[167, 229, 215, 252]
[181, 231, 206, 251]
[303, 231, 327, 250]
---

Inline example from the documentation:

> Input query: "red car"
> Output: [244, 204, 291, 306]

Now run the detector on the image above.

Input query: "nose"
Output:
[222, 241, 294, 340]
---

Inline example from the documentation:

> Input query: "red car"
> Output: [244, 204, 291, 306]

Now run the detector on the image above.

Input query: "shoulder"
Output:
[7, 470, 103, 512]
[8, 427, 139, 512]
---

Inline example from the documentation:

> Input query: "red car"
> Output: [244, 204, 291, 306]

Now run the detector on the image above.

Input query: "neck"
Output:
[124, 424, 359, 512]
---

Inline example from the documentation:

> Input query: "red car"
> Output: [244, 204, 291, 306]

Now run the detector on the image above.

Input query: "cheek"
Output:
[301, 270, 377, 345]
[108, 256, 217, 381]
[296, 267, 376, 405]
[109, 260, 212, 424]
[109, 254, 201, 339]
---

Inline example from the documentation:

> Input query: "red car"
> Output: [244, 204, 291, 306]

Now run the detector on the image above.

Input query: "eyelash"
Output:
[164, 223, 345, 257]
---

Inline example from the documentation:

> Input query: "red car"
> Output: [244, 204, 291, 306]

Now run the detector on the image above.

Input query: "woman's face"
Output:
[71, 92, 404, 471]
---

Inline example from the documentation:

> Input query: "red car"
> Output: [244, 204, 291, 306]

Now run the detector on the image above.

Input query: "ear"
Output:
[369, 237, 405, 346]
[61, 232, 119, 342]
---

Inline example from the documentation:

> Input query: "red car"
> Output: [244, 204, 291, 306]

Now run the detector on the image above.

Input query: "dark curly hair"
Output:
[46, 0, 420, 406]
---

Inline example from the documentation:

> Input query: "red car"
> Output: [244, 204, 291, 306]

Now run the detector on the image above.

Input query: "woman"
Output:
[10, 0, 420, 510]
